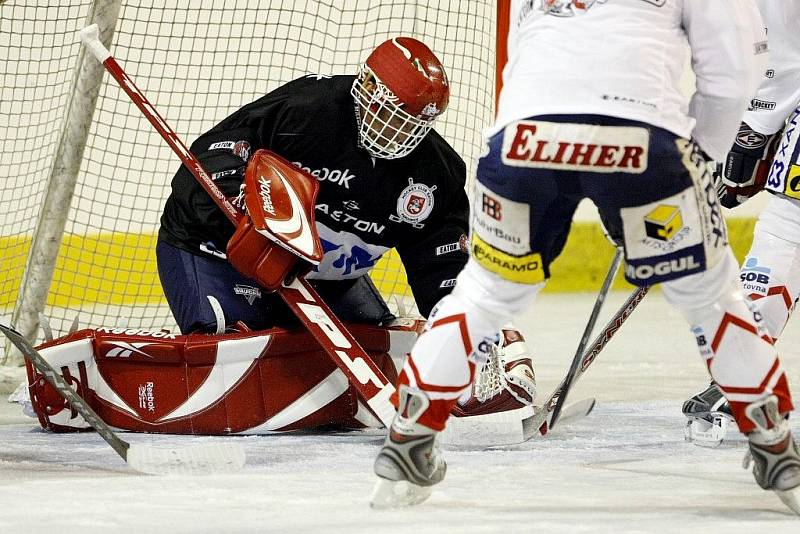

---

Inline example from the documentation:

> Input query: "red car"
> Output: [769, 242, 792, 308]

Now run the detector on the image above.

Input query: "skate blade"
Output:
[776, 488, 800, 516]
[370, 477, 432, 509]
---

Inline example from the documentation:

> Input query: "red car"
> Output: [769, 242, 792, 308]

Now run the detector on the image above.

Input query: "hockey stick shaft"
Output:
[280, 278, 396, 425]
[80, 25, 396, 427]
[528, 284, 650, 437]
[549, 248, 623, 428]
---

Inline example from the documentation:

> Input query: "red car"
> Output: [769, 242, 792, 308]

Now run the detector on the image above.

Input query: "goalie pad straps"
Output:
[741, 195, 800, 341]
[662, 249, 793, 434]
[396, 260, 543, 430]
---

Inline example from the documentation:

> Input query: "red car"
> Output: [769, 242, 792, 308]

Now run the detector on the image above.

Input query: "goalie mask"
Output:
[351, 37, 449, 159]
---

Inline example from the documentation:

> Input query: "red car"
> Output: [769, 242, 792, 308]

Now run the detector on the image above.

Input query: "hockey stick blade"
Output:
[522, 398, 595, 441]
[0, 322, 246, 475]
[521, 285, 650, 441]
[127, 442, 246, 476]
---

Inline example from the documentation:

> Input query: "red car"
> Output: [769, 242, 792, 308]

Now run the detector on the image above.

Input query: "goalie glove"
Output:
[717, 122, 780, 209]
[226, 150, 324, 291]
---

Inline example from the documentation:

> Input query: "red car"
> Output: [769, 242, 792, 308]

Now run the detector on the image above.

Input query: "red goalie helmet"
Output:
[351, 37, 450, 159]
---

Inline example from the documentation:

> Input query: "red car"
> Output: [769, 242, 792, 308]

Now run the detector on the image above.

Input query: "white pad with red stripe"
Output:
[741, 194, 800, 339]
[662, 249, 790, 430]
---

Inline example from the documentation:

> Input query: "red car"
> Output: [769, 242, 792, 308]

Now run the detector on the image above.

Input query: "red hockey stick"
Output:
[79, 24, 396, 427]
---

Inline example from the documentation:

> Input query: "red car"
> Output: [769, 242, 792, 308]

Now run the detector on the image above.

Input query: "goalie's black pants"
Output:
[156, 241, 395, 334]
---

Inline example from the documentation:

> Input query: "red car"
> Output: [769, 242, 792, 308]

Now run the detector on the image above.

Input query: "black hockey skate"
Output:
[742, 395, 800, 515]
[371, 386, 446, 508]
[682, 381, 735, 446]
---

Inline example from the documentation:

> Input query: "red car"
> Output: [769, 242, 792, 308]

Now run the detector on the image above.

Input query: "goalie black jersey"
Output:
[159, 74, 469, 316]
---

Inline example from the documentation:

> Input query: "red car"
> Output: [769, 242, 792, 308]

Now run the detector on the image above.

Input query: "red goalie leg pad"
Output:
[26, 322, 412, 434]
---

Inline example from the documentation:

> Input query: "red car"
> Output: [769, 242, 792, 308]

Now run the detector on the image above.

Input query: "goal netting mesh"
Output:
[0, 0, 497, 363]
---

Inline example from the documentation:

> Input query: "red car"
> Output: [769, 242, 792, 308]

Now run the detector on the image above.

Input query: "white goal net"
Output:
[0, 0, 497, 369]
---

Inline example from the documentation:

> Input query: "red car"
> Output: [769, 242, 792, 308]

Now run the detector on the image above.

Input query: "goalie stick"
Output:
[522, 283, 651, 440]
[0, 323, 246, 475]
[79, 24, 396, 427]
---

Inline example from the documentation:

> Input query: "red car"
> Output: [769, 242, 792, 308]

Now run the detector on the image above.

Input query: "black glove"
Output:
[716, 122, 779, 209]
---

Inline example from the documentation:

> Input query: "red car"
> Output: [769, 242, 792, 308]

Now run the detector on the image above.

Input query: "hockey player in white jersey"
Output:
[683, 0, 800, 446]
[369, 0, 800, 514]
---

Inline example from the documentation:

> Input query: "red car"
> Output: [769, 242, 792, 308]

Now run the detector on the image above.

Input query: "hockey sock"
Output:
[663, 248, 793, 433]
[741, 195, 800, 341]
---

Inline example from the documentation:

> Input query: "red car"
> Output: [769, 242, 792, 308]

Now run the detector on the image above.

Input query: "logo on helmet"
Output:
[421, 102, 440, 118]
[372, 79, 401, 106]
[412, 58, 432, 81]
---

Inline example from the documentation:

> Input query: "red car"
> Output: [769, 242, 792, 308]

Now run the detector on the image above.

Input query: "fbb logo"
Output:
[482, 193, 502, 221]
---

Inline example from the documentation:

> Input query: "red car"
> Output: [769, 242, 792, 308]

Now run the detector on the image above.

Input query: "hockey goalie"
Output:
[20, 144, 534, 445]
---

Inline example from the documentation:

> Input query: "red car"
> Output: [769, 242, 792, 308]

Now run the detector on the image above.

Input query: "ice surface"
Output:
[2, 292, 799, 533]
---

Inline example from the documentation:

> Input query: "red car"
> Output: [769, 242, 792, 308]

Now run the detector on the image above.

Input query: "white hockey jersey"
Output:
[745, 0, 800, 135]
[494, 0, 768, 161]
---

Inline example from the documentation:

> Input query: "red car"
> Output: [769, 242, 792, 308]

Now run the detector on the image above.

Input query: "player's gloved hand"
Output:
[226, 150, 322, 292]
[716, 122, 779, 209]
[227, 214, 311, 292]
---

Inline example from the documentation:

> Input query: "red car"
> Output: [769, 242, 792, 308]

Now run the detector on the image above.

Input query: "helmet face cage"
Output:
[351, 66, 436, 160]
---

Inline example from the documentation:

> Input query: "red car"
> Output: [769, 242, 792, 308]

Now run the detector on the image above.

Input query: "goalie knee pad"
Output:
[662, 249, 793, 434]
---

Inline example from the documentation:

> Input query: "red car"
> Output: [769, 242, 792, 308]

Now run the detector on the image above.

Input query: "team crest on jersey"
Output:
[536, 0, 662, 17]
[540, 0, 608, 17]
[390, 178, 436, 228]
